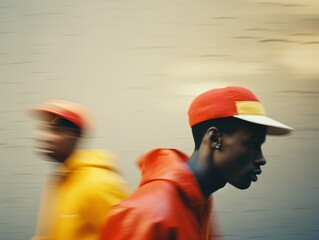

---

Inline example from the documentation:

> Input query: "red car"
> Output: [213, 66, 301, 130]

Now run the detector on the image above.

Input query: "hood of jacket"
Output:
[138, 148, 208, 211]
[58, 149, 118, 175]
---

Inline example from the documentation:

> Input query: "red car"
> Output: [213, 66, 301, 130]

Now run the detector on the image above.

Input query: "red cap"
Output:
[31, 99, 93, 132]
[188, 86, 293, 135]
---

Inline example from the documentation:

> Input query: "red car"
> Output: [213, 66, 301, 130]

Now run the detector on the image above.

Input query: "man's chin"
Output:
[230, 180, 252, 190]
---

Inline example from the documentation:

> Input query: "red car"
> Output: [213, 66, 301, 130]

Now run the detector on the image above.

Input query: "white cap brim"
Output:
[233, 115, 294, 135]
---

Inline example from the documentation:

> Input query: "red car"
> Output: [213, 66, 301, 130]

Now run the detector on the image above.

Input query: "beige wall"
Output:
[1, 0, 319, 239]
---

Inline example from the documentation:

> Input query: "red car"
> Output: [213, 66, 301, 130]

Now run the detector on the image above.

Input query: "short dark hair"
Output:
[55, 117, 82, 136]
[191, 117, 249, 150]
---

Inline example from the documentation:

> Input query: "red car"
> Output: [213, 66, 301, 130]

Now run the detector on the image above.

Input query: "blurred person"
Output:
[100, 86, 293, 240]
[30, 99, 130, 240]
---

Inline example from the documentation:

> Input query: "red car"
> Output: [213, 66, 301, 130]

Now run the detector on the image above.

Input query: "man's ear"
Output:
[207, 127, 222, 150]
[66, 130, 81, 145]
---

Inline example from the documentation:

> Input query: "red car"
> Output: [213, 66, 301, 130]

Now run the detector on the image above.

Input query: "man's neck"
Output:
[187, 151, 226, 198]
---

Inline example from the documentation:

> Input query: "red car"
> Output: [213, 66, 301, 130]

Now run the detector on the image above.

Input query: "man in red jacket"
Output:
[101, 86, 293, 240]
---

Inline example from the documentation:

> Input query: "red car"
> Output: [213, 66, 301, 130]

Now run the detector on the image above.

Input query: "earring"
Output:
[215, 144, 220, 150]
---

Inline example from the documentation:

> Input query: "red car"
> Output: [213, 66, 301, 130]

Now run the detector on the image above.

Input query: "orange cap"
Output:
[31, 99, 93, 132]
[188, 86, 293, 135]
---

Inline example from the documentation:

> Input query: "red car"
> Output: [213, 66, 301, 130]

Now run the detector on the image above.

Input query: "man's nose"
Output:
[255, 152, 266, 166]
[34, 130, 51, 142]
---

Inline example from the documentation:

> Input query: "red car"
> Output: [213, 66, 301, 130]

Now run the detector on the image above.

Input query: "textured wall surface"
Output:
[1, 0, 319, 239]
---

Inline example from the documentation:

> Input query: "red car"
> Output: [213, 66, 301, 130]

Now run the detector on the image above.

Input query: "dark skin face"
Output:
[213, 124, 267, 190]
[188, 122, 267, 198]
[35, 115, 80, 163]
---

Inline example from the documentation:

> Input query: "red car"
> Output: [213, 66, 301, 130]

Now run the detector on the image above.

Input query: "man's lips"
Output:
[250, 169, 262, 182]
[35, 145, 53, 154]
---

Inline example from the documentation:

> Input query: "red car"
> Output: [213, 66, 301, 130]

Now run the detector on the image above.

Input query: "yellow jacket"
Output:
[32, 150, 130, 240]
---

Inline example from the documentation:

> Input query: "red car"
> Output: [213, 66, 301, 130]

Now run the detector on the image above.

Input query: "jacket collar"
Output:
[138, 148, 210, 215]
[53, 149, 117, 177]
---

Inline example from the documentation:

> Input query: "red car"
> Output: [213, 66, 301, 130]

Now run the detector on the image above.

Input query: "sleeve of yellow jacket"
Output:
[31, 171, 130, 240]
[100, 206, 178, 240]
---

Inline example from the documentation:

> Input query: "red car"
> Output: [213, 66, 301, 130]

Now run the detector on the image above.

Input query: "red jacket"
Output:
[101, 148, 218, 240]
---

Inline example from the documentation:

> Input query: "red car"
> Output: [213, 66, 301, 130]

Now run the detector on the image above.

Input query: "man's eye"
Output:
[247, 142, 260, 148]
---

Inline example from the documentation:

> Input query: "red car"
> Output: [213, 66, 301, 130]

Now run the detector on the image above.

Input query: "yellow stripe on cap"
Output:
[235, 101, 267, 116]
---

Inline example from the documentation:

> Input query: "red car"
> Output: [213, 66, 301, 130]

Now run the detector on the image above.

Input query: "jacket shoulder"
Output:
[116, 180, 183, 221]
[102, 181, 192, 240]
